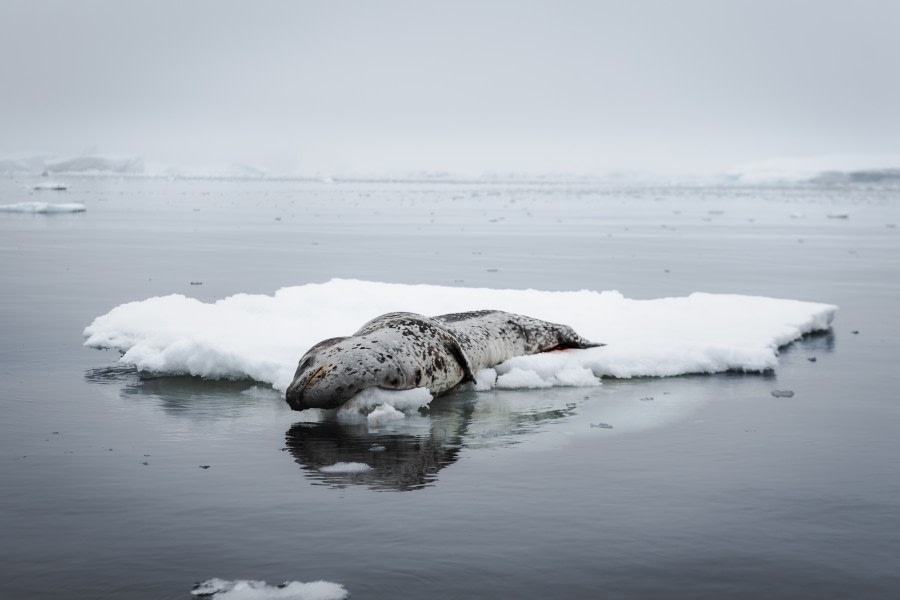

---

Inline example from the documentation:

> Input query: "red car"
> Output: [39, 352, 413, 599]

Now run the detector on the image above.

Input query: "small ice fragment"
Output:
[191, 577, 349, 599]
[771, 390, 795, 398]
[33, 182, 67, 191]
[368, 444, 386, 452]
[319, 462, 371, 474]
[0, 201, 85, 213]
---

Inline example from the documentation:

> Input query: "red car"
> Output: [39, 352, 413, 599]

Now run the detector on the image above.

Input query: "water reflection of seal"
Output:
[285, 310, 602, 411]
[283, 393, 583, 491]
[284, 418, 466, 492]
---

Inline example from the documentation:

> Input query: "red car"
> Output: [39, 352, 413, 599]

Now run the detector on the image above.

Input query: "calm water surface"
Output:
[1, 176, 899, 599]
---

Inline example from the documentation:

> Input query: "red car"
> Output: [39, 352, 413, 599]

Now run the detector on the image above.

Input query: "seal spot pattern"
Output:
[285, 311, 603, 411]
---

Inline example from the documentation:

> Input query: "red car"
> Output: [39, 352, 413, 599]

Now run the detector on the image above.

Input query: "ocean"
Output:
[1, 175, 898, 599]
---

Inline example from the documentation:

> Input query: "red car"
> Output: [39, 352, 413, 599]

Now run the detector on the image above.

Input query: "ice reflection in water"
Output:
[84, 363, 282, 422]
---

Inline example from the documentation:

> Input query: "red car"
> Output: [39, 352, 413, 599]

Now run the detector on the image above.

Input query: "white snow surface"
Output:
[0, 201, 86, 213]
[83, 279, 836, 408]
[192, 578, 348, 600]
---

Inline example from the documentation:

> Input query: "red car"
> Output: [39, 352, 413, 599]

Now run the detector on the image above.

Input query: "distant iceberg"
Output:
[157, 162, 268, 180]
[44, 154, 144, 175]
[0, 201, 86, 213]
[726, 155, 900, 183]
[0, 154, 52, 174]
[0, 153, 143, 175]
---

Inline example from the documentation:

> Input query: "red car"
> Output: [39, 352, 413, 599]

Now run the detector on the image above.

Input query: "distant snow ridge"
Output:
[83, 279, 837, 413]
[192, 578, 348, 600]
[0, 153, 143, 175]
[0, 152, 269, 179]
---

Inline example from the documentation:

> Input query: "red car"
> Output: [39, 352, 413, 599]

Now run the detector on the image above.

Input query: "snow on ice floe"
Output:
[192, 578, 348, 600]
[0, 201, 86, 213]
[83, 279, 837, 411]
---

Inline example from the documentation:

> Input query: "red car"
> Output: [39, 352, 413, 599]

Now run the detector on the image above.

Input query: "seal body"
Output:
[285, 310, 602, 411]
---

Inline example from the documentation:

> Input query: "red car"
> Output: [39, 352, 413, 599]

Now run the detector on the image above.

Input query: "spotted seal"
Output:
[285, 310, 603, 411]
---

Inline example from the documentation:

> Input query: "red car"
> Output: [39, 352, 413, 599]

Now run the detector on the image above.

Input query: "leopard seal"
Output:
[285, 310, 603, 411]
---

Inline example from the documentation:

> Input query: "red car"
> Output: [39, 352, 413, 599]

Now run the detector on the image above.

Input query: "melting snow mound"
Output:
[83, 279, 837, 408]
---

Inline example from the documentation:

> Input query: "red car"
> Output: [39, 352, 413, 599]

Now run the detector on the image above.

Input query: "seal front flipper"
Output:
[443, 333, 477, 385]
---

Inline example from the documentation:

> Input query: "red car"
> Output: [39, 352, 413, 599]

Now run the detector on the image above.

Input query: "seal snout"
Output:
[285, 364, 324, 411]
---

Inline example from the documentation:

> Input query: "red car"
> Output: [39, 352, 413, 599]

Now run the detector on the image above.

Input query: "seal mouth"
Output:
[285, 365, 324, 411]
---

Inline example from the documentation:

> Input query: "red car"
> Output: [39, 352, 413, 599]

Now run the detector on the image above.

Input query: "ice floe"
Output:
[83, 279, 837, 413]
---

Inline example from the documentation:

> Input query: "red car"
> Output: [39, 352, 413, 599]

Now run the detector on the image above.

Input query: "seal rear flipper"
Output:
[563, 340, 606, 349]
[556, 326, 605, 350]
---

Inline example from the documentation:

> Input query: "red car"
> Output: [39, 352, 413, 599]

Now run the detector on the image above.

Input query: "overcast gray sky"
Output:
[2, 0, 898, 176]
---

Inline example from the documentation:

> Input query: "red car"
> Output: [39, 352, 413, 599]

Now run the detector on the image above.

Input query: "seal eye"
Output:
[296, 356, 314, 374]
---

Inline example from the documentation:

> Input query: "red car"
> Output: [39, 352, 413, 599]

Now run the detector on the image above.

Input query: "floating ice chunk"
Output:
[339, 387, 432, 417]
[192, 578, 348, 599]
[366, 403, 406, 426]
[0, 201, 86, 213]
[319, 462, 372, 474]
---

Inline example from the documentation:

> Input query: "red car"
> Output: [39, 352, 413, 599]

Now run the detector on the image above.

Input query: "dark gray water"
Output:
[1, 176, 899, 599]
